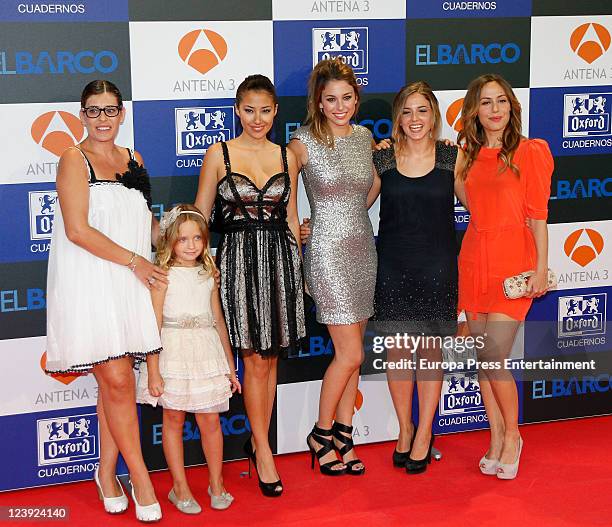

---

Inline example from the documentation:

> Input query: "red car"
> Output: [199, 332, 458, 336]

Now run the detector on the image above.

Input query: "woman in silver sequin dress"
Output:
[289, 59, 379, 476]
[196, 76, 305, 497]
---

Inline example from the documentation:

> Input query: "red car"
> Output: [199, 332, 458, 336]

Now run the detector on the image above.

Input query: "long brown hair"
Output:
[391, 81, 441, 154]
[457, 74, 522, 180]
[304, 58, 360, 147]
[156, 204, 216, 274]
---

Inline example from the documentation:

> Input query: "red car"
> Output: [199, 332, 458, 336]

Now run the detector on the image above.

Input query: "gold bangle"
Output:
[127, 252, 137, 271]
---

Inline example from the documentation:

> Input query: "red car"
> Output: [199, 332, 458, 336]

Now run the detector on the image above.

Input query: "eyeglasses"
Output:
[81, 105, 122, 118]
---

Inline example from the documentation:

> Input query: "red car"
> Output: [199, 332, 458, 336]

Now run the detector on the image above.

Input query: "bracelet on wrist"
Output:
[127, 252, 137, 272]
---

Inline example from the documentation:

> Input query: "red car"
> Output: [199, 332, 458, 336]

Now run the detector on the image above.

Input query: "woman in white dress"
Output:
[46, 80, 167, 522]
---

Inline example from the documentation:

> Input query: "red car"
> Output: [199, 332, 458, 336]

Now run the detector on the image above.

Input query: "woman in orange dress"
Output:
[457, 74, 553, 480]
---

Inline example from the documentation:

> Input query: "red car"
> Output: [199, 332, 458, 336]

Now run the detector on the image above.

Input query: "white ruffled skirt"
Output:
[137, 326, 232, 413]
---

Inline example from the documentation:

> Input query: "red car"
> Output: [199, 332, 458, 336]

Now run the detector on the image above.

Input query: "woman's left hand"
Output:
[373, 138, 392, 151]
[228, 373, 242, 394]
[526, 270, 548, 298]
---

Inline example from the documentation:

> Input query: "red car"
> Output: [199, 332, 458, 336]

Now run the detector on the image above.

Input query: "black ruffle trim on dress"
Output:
[44, 346, 162, 375]
[116, 160, 153, 210]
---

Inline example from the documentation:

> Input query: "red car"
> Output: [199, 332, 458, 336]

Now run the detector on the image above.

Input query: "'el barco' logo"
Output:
[312, 27, 368, 74]
[178, 29, 227, 75]
[564, 228, 604, 267]
[570, 23, 611, 64]
[446, 98, 464, 132]
[31, 111, 84, 157]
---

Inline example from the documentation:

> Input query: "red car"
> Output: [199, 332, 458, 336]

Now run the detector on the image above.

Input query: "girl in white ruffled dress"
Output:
[137, 204, 241, 514]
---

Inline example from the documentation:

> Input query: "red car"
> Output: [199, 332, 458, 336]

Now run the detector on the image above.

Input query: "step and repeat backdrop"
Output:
[1, 0, 611, 492]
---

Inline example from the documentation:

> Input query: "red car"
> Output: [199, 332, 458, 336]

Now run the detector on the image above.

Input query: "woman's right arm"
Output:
[287, 138, 308, 173]
[195, 141, 223, 220]
[56, 148, 167, 288]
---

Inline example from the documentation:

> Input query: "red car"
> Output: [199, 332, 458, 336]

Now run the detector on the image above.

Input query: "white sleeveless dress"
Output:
[45, 148, 161, 373]
[136, 267, 232, 413]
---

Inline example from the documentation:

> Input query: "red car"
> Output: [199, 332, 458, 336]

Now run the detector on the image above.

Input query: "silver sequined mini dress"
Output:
[292, 125, 376, 325]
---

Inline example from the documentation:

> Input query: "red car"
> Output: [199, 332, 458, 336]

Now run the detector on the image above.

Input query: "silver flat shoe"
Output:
[168, 488, 202, 515]
[208, 486, 234, 510]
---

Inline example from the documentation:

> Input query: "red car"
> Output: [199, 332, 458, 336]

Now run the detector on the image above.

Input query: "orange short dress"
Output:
[458, 139, 554, 321]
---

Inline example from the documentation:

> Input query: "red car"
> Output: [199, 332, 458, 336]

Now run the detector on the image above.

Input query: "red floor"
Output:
[1, 416, 610, 526]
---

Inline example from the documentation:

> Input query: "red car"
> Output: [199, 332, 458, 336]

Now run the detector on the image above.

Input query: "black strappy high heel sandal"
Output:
[332, 422, 366, 476]
[243, 436, 283, 497]
[392, 423, 416, 467]
[307, 424, 347, 476]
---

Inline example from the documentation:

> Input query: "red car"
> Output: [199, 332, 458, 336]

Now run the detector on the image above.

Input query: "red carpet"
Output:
[1, 416, 610, 526]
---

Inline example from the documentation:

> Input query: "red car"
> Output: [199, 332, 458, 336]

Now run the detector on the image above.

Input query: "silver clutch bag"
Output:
[502, 269, 558, 300]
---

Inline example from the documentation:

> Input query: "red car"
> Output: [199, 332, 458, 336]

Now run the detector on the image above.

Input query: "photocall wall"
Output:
[0, 0, 611, 492]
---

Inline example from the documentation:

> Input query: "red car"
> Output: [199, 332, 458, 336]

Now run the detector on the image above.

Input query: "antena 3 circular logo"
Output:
[570, 23, 611, 64]
[446, 98, 465, 132]
[564, 228, 604, 267]
[178, 29, 227, 75]
[31, 111, 84, 157]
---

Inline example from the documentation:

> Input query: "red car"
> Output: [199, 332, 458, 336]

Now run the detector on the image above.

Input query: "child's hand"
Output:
[228, 373, 241, 394]
[148, 372, 164, 397]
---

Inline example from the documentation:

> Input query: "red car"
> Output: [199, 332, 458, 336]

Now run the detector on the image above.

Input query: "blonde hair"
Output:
[155, 204, 216, 274]
[391, 81, 441, 154]
[304, 58, 360, 147]
[457, 73, 522, 180]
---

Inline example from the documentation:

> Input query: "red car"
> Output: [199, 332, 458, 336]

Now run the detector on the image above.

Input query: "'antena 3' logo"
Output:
[564, 228, 604, 267]
[178, 29, 227, 75]
[563, 93, 611, 137]
[175, 106, 235, 157]
[570, 23, 611, 64]
[31, 111, 84, 157]
[312, 27, 368, 74]
[446, 98, 464, 132]
[558, 293, 607, 338]
[37, 414, 98, 466]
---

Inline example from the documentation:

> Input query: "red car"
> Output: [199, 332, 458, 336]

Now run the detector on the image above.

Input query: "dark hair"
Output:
[235, 74, 278, 106]
[80, 80, 123, 108]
